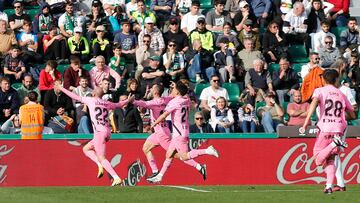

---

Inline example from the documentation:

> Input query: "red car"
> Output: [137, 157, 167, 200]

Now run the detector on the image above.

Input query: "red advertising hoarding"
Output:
[0, 138, 359, 186]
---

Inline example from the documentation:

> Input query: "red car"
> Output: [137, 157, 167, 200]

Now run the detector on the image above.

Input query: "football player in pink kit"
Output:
[56, 81, 133, 186]
[147, 80, 219, 183]
[300, 69, 355, 194]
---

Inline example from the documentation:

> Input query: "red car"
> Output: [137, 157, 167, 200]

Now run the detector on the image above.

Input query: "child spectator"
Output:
[238, 104, 258, 133]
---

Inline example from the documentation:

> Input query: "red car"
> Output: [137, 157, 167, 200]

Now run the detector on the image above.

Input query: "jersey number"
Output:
[324, 99, 343, 118]
[181, 107, 188, 123]
[94, 107, 109, 126]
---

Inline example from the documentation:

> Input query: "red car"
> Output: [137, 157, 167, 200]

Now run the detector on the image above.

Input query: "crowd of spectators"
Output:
[0, 0, 358, 135]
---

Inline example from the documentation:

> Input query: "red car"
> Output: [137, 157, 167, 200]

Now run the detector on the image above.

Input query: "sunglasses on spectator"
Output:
[143, 40, 150, 43]
[168, 44, 176, 47]
[212, 79, 219, 82]
[195, 117, 204, 120]
[14, 6, 21, 8]
[314, 58, 320, 60]
[325, 41, 333, 44]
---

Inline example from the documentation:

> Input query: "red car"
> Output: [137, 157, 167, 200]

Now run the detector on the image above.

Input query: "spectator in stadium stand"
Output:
[108, 44, 127, 78]
[17, 20, 43, 65]
[257, 92, 284, 133]
[68, 26, 90, 64]
[214, 37, 236, 83]
[0, 20, 17, 58]
[262, 21, 288, 63]
[114, 20, 138, 62]
[237, 19, 260, 50]
[43, 25, 69, 64]
[327, 0, 350, 27]
[245, 59, 274, 106]
[0, 7, 8, 23]
[1, 114, 21, 134]
[43, 80, 74, 122]
[189, 17, 214, 52]
[151, 0, 175, 30]
[282, 2, 308, 45]
[162, 39, 186, 81]
[85, 0, 108, 43]
[234, 1, 258, 32]
[287, 90, 310, 126]
[17, 74, 40, 105]
[199, 75, 229, 119]
[205, 0, 232, 34]
[89, 55, 121, 89]
[98, 78, 114, 102]
[131, 0, 157, 33]
[163, 16, 189, 54]
[185, 39, 216, 83]
[32, 3, 55, 44]
[63, 55, 91, 91]
[349, 53, 360, 103]
[0, 77, 20, 123]
[237, 38, 265, 75]
[108, 5, 128, 35]
[125, 0, 138, 20]
[8, 1, 31, 32]
[319, 36, 341, 68]
[72, 76, 93, 134]
[340, 17, 360, 55]
[216, 22, 241, 50]
[190, 111, 215, 133]
[3, 45, 26, 84]
[180, 1, 204, 35]
[113, 94, 143, 133]
[89, 25, 112, 64]
[238, 103, 259, 133]
[176, 0, 192, 17]
[138, 17, 165, 56]
[39, 60, 62, 103]
[306, 0, 327, 34]
[58, 1, 77, 38]
[300, 52, 321, 80]
[125, 78, 142, 100]
[272, 57, 301, 106]
[248, 0, 272, 28]
[140, 55, 165, 96]
[224, 0, 241, 19]
[135, 34, 156, 80]
[210, 96, 234, 133]
[312, 20, 336, 53]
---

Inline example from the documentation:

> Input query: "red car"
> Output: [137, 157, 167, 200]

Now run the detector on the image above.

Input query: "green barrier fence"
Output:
[0, 133, 278, 140]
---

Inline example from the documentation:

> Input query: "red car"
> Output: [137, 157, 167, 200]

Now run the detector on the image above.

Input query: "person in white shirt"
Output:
[282, 2, 308, 45]
[312, 20, 336, 52]
[126, 0, 138, 19]
[300, 52, 321, 80]
[181, 1, 204, 35]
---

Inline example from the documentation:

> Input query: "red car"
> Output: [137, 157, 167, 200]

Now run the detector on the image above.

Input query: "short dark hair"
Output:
[309, 52, 319, 57]
[349, 17, 357, 23]
[79, 75, 88, 81]
[0, 77, 10, 84]
[214, 0, 225, 6]
[113, 43, 122, 50]
[46, 60, 58, 70]
[65, 1, 73, 6]
[322, 69, 339, 85]
[210, 74, 219, 80]
[11, 44, 20, 50]
[70, 55, 80, 63]
[143, 34, 151, 40]
[175, 80, 188, 96]
[192, 1, 200, 7]
[154, 84, 164, 95]
[28, 91, 38, 102]
[320, 20, 330, 26]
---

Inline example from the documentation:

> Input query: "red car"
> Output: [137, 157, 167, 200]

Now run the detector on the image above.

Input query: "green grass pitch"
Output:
[1, 185, 359, 203]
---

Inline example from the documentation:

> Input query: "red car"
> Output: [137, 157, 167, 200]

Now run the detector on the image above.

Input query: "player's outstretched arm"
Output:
[300, 98, 319, 132]
[59, 87, 82, 102]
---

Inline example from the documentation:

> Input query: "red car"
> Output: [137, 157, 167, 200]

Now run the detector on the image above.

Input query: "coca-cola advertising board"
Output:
[0, 138, 359, 186]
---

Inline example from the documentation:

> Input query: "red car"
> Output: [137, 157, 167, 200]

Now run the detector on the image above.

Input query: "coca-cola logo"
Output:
[0, 145, 15, 184]
[189, 139, 207, 150]
[277, 143, 360, 184]
[123, 160, 146, 186]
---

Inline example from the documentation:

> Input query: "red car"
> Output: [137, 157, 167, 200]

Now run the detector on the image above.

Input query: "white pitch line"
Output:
[161, 185, 211, 193]
[217, 189, 318, 193]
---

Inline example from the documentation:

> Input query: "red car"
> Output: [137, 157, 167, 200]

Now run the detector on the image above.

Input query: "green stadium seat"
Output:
[222, 83, 240, 103]
[200, 0, 213, 9]
[4, 9, 15, 17]
[83, 64, 93, 71]
[282, 102, 289, 122]
[331, 26, 347, 46]
[288, 45, 309, 63]
[27, 9, 39, 21]
[11, 83, 22, 91]
[255, 101, 266, 111]
[268, 63, 279, 74]
[291, 63, 305, 74]
[194, 83, 210, 99]
[57, 64, 69, 74]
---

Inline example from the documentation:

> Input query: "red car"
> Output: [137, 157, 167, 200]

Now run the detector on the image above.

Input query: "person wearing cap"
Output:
[248, 0, 272, 28]
[114, 20, 138, 61]
[67, 26, 90, 63]
[215, 22, 240, 50]
[8, 1, 31, 32]
[214, 37, 236, 83]
[205, 0, 232, 33]
[140, 55, 165, 96]
[131, 0, 157, 33]
[135, 34, 156, 80]
[257, 92, 285, 133]
[17, 20, 43, 65]
[32, 3, 55, 36]
[89, 25, 112, 64]
[189, 17, 214, 51]
[58, 2, 76, 38]
[163, 16, 189, 54]
[151, 0, 175, 30]
[237, 19, 261, 50]
[181, 1, 204, 35]
[138, 17, 165, 55]
[85, 0, 107, 42]
[234, 1, 258, 32]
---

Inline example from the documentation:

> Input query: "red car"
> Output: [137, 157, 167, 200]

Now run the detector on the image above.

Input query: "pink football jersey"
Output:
[165, 96, 190, 138]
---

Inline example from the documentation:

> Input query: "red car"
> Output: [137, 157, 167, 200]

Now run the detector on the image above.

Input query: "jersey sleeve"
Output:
[312, 88, 321, 101]
[164, 99, 177, 113]
[107, 99, 128, 110]
[343, 94, 354, 112]
[61, 87, 83, 103]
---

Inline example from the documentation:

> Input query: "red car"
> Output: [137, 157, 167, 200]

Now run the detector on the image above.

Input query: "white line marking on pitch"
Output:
[161, 185, 211, 193]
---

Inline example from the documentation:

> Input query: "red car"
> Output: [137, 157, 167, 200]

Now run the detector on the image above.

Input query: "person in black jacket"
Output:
[113, 95, 143, 133]
[262, 21, 288, 63]
[306, 0, 327, 34]
[0, 77, 20, 122]
[190, 112, 215, 133]
[272, 58, 300, 106]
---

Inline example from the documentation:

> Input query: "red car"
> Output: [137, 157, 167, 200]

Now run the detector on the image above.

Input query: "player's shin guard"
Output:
[84, 150, 101, 166]
[325, 160, 336, 188]
[147, 155, 159, 173]
[159, 159, 172, 176]
[335, 155, 345, 187]
[101, 159, 119, 179]
[183, 159, 198, 167]
[188, 149, 207, 159]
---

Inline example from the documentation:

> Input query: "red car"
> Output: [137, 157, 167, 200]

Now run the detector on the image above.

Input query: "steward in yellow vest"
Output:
[19, 91, 44, 139]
